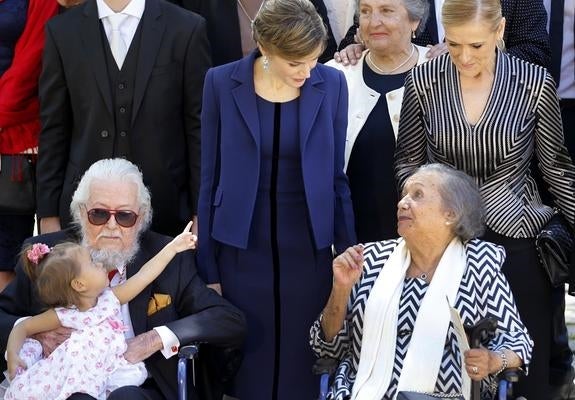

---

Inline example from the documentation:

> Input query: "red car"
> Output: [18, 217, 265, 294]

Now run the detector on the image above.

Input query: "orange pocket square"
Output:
[147, 293, 172, 316]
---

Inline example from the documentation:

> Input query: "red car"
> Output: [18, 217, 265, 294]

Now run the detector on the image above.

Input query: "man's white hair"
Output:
[70, 158, 153, 230]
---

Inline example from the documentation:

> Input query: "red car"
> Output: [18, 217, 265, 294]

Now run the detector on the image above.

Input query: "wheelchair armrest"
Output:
[312, 357, 339, 376]
[500, 367, 524, 383]
[178, 344, 200, 360]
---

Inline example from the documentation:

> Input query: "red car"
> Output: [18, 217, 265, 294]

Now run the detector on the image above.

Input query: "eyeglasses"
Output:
[85, 208, 139, 228]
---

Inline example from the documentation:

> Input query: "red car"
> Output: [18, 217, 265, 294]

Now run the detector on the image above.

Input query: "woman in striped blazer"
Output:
[394, 0, 575, 397]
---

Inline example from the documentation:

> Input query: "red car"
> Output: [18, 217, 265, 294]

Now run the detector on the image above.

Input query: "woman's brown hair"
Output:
[252, 0, 327, 59]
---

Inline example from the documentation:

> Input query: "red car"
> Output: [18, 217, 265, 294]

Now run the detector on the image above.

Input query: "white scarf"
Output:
[351, 237, 471, 400]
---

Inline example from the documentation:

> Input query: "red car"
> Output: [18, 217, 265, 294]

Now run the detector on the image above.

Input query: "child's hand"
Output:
[169, 220, 197, 253]
[7, 354, 26, 380]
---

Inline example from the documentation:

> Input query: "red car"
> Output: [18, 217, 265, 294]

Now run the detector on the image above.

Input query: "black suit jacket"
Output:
[0, 228, 246, 399]
[177, 0, 337, 65]
[340, 0, 551, 68]
[37, 0, 210, 236]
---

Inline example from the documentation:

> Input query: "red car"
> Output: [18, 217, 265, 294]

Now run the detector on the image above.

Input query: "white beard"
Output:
[80, 233, 140, 269]
[87, 243, 140, 270]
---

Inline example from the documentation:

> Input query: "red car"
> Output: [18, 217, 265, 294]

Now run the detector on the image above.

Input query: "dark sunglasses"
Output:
[86, 208, 139, 228]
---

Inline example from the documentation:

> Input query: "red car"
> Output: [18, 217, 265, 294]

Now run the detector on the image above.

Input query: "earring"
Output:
[445, 221, 451, 226]
[412, 30, 416, 39]
[497, 38, 506, 52]
[262, 55, 270, 71]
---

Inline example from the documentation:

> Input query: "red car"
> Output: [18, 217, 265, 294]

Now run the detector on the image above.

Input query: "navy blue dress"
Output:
[0, 0, 27, 76]
[0, 0, 35, 270]
[346, 65, 407, 243]
[218, 97, 333, 399]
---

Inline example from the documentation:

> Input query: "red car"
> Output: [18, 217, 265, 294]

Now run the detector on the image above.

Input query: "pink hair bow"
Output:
[26, 243, 51, 265]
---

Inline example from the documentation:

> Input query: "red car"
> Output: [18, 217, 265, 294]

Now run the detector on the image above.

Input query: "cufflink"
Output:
[171, 345, 179, 353]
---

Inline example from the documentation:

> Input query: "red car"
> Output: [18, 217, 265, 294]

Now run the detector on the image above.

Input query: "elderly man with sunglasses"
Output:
[0, 158, 246, 400]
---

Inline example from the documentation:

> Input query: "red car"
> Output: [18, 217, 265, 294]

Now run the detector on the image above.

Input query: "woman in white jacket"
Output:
[326, 0, 429, 243]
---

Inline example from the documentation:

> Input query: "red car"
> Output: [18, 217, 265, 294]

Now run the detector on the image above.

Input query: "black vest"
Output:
[100, 20, 143, 159]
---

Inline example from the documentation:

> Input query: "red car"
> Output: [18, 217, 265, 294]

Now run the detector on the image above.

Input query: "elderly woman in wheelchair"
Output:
[310, 164, 533, 400]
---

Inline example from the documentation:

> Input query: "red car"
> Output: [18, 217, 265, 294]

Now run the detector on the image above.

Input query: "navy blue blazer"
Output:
[198, 52, 356, 283]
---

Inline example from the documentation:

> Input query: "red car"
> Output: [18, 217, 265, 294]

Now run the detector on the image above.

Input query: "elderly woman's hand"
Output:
[464, 348, 506, 381]
[333, 245, 364, 290]
[425, 42, 448, 59]
[333, 44, 364, 66]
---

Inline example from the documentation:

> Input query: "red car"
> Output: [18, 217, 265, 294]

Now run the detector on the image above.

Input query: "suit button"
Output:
[119, 106, 126, 114]
[100, 130, 109, 138]
[118, 83, 126, 90]
[120, 131, 127, 137]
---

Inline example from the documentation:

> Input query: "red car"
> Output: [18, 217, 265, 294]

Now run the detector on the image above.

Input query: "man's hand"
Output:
[39, 217, 61, 235]
[57, 0, 83, 6]
[124, 330, 164, 363]
[333, 43, 364, 66]
[32, 326, 73, 357]
[207, 283, 222, 295]
[425, 42, 448, 59]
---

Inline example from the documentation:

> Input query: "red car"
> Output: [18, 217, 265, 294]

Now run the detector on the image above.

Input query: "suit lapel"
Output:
[81, 1, 114, 116]
[299, 70, 325, 153]
[231, 53, 261, 147]
[132, 0, 165, 125]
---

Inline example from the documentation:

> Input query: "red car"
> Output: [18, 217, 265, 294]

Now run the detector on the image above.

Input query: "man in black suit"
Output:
[174, 0, 337, 65]
[0, 158, 246, 400]
[337, 0, 551, 68]
[545, 1, 575, 398]
[37, 0, 210, 237]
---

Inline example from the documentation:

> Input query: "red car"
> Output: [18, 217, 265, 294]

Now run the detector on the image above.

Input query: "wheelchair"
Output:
[313, 317, 526, 400]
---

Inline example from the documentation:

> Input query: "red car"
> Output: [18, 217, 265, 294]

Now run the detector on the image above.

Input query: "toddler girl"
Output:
[4, 221, 196, 400]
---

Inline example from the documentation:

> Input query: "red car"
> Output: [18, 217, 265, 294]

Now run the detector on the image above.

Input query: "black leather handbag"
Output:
[536, 211, 575, 287]
[397, 392, 464, 400]
[0, 154, 36, 215]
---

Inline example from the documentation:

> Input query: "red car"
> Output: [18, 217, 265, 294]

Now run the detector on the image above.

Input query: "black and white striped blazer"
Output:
[395, 51, 575, 238]
[309, 239, 533, 400]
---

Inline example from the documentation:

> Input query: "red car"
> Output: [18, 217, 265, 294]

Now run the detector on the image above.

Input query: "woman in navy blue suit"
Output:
[197, 0, 356, 398]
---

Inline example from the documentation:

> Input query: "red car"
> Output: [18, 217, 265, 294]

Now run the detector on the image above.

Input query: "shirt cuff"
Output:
[153, 326, 180, 359]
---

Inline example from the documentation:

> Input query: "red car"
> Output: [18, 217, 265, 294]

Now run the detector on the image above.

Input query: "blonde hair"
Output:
[441, 0, 502, 31]
[252, 0, 327, 59]
[21, 242, 84, 308]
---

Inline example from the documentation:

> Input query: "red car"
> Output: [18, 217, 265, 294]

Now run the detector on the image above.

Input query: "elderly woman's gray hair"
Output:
[355, 0, 429, 35]
[70, 158, 153, 231]
[413, 163, 485, 241]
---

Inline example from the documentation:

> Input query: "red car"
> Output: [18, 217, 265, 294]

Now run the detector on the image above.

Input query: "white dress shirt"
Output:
[546, 0, 574, 99]
[434, 0, 445, 43]
[109, 265, 180, 359]
[96, 0, 145, 52]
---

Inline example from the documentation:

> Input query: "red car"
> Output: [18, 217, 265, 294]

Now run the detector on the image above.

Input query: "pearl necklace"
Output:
[367, 44, 416, 75]
[237, 0, 266, 26]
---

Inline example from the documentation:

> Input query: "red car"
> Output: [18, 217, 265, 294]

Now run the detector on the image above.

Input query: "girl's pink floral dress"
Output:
[5, 288, 147, 400]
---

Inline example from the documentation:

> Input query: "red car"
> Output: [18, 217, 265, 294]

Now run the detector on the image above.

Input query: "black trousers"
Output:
[549, 98, 575, 387]
[482, 229, 551, 398]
